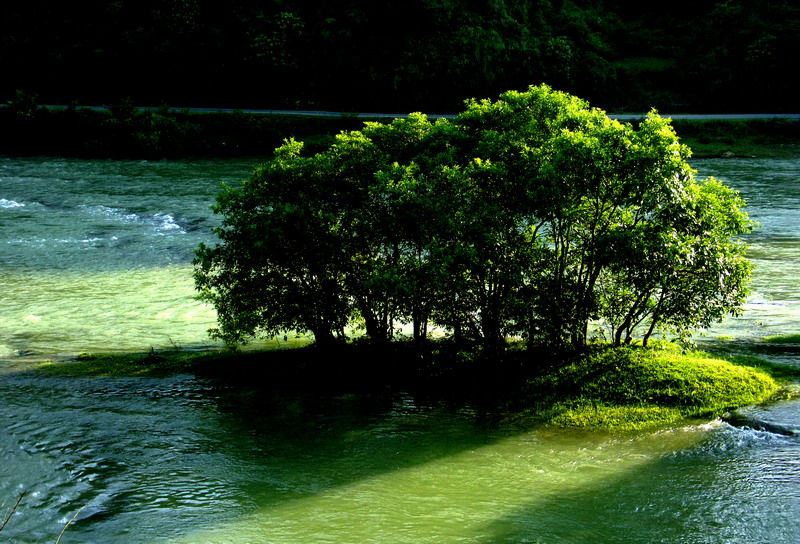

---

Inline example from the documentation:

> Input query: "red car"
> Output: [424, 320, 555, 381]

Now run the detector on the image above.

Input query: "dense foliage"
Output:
[194, 85, 754, 353]
[2, 0, 798, 113]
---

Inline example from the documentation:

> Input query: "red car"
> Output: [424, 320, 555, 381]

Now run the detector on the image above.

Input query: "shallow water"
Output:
[0, 156, 257, 358]
[694, 158, 800, 340]
[0, 156, 798, 543]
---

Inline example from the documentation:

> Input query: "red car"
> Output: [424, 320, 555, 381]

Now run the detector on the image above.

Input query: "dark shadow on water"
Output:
[190, 345, 521, 513]
[0, 345, 521, 542]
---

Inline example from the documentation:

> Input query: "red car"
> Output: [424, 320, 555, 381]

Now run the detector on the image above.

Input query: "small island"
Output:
[39, 86, 798, 430]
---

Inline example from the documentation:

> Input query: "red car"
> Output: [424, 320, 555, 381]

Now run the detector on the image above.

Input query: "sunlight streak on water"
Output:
[0, 265, 218, 357]
[177, 421, 800, 544]
[177, 426, 698, 543]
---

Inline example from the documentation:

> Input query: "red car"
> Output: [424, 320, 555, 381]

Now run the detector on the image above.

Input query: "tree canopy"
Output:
[194, 85, 754, 354]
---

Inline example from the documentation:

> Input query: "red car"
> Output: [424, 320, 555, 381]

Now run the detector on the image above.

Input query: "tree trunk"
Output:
[412, 305, 428, 344]
[311, 326, 337, 348]
[642, 292, 667, 347]
[480, 310, 505, 353]
[358, 298, 388, 343]
[614, 324, 625, 346]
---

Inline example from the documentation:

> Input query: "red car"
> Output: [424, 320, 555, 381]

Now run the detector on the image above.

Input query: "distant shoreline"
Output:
[16, 104, 800, 121]
[2, 106, 799, 160]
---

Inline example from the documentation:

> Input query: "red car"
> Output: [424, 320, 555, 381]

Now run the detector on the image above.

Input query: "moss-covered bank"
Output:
[0, 105, 373, 159]
[764, 333, 800, 344]
[512, 343, 786, 430]
[35, 341, 793, 431]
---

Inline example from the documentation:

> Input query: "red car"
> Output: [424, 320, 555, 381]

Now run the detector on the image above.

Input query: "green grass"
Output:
[34, 336, 314, 378]
[681, 140, 800, 159]
[516, 342, 780, 430]
[672, 119, 800, 158]
[545, 403, 685, 430]
[36, 349, 230, 378]
[763, 333, 800, 344]
[3, 107, 799, 160]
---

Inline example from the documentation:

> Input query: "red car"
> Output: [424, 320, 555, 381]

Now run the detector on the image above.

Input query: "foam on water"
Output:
[80, 205, 185, 232]
[0, 198, 25, 208]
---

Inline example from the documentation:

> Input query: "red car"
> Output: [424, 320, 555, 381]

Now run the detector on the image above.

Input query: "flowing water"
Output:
[697, 158, 800, 341]
[0, 156, 798, 543]
[0, 157, 255, 358]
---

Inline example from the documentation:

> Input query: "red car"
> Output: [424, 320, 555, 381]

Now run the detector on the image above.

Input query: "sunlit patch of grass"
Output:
[519, 342, 779, 430]
[36, 350, 225, 377]
[763, 333, 800, 344]
[547, 402, 685, 431]
[720, 353, 800, 384]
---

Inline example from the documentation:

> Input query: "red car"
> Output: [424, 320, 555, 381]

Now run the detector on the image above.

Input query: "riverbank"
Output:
[35, 340, 797, 430]
[671, 118, 800, 158]
[2, 105, 799, 159]
[0, 105, 365, 159]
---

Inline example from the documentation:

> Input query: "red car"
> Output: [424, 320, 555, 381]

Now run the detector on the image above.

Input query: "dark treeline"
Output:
[2, 0, 798, 113]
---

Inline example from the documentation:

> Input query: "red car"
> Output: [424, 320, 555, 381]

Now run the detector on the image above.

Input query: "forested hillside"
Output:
[1, 0, 797, 113]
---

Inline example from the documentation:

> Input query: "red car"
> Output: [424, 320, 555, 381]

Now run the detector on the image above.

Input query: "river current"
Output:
[0, 156, 798, 543]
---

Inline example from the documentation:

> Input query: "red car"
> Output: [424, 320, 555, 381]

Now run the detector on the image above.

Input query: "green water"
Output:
[172, 421, 765, 544]
[1, 157, 799, 543]
[695, 158, 800, 341]
[0, 157, 257, 358]
[2, 374, 797, 543]
[0, 266, 213, 357]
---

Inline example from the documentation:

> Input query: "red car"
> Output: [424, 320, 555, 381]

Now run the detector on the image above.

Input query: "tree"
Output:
[194, 139, 353, 346]
[600, 176, 753, 346]
[194, 114, 439, 346]
[195, 84, 753, 354]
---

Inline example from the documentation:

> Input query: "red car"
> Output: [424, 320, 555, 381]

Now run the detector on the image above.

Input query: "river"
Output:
[0, 156, 798, 543]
